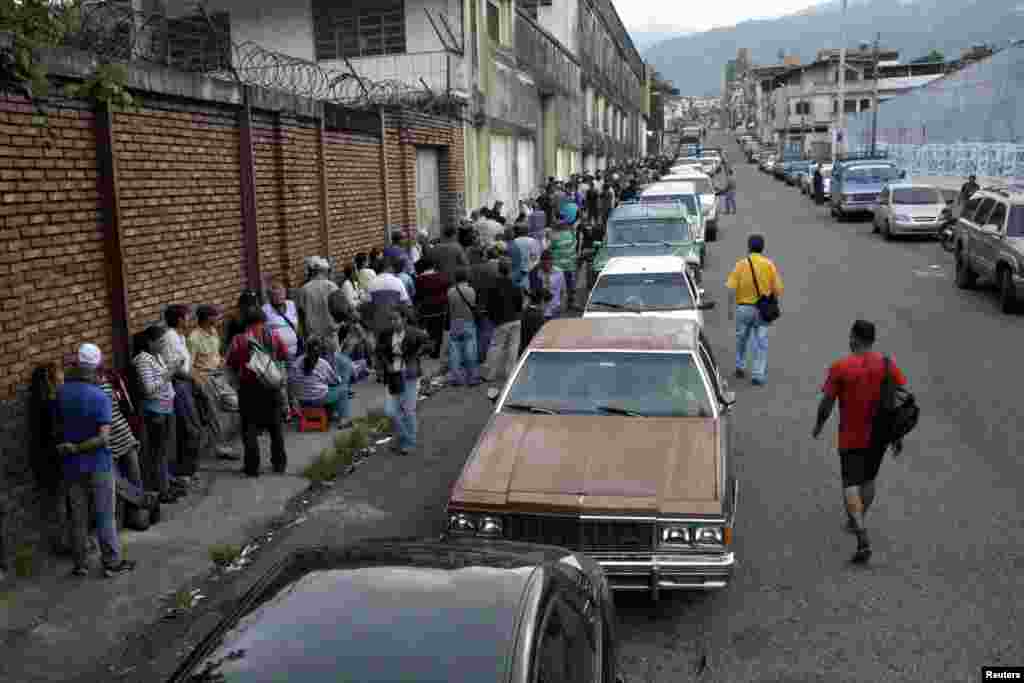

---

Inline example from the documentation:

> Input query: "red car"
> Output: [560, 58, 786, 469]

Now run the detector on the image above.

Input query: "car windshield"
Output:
[503, 351, 713, 418]
[641, 194, 699, 214]
[607, 219, 692, 244]
[893, 188, 942, 205]
[846, 165, 901, 183]
[1008, 206, 1024, 237]
[589, 272, 695, 310]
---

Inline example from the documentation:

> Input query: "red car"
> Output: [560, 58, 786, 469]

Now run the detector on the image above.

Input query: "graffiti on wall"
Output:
[849, 141, 1024, 178]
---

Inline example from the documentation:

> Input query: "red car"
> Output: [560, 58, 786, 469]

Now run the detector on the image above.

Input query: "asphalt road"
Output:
[90, 137, 1023, 682]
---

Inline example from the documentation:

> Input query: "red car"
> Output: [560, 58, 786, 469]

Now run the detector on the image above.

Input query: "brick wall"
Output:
[115, 98, 244, 331]
[0, 88, 465, 567]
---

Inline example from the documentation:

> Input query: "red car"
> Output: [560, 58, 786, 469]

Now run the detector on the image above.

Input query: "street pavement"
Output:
[28, 136, 1024, 682]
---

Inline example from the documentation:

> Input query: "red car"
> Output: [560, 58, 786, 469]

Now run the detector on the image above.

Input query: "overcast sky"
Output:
[615, 0, 827, 34]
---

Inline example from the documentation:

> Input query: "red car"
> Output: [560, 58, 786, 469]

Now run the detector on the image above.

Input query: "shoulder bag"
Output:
[872, 355, 919, 453]
[748, 257, 781, 324]
[451, 284, 482, 336]
[246, 333, 285, 390]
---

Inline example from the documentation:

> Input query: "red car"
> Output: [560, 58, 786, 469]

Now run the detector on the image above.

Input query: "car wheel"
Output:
[999, 268, 1018, 314]
[883, 221, 893, 241]
[955, 251, 976, 289]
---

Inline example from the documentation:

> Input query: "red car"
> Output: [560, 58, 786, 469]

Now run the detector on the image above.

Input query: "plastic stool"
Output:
[298, 406, 329, 432]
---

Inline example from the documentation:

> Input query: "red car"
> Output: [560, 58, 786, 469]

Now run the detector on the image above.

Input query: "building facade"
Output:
[162, 0, 648, 227]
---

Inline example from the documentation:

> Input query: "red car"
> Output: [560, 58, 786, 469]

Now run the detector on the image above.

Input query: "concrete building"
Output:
[161, 0, 648, 225]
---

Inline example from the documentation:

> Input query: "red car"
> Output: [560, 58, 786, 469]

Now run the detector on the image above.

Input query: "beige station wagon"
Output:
[446, 318, 739, 598]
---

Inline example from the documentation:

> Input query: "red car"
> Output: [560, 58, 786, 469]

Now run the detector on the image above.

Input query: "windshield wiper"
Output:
[594, 404, 647, 417]
[588, 301, 636, 309]
[503, 402, 561, 415]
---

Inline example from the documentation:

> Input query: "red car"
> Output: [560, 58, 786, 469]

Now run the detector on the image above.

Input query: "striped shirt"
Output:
[133, 351, 175, 414]
[99, 381, 139, 459]
[288, 356, 339, 404]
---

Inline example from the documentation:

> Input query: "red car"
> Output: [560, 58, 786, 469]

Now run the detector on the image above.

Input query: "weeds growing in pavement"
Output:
[303, 440, 355, 484]
[13, 543, 36, 578]
[348, 424, 370, 451]
[209, 543, 242, 568]
[171, 586, 198, 611]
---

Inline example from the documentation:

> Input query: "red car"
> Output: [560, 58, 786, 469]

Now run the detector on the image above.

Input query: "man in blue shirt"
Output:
[57, 344, 136, 578]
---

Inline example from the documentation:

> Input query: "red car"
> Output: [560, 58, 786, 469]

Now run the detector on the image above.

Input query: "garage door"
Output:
[415, 147, 441, 238]
[517, 137, 536, 201]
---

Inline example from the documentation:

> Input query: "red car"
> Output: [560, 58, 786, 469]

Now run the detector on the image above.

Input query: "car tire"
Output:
[955, 251, 976, 289]
[999, 268, 1018, 314]
[883, 221, 893, 241]
[706, 224, 718, 242]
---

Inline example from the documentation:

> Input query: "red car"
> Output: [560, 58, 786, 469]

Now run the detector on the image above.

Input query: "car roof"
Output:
[666, 169, 710, 179]
[528, 317, 700, 352]
[644, 182, 697, 195]
[610, 203, 690, 220]
[599, 255, 689, 275]
[884, 182, 939, 190]
[174, 540, 561, 683]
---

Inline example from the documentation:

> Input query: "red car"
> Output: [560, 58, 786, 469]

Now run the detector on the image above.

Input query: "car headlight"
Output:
[893, 214, 912, 223]
[661, 526, 691, 544]
[694, 526, 725, 545]
[478, 516, 503, 537]
[448, 513, 477, 534]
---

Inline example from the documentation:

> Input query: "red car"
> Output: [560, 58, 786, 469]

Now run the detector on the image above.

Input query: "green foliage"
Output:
[302, 445, 354, 484]
[208, 543, 242, 568]
[0, 0, 81, 99]
[13, 543, 36, 578]
[63, 61, 133, 107]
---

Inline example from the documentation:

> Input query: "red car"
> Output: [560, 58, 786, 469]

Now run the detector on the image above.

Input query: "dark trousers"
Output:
[173, 378, 202, 477]
[141, 412, 174, 495]
[239, 382, 287, 475]
[477, 317, 495, 363]
[419, 303, 446, 359]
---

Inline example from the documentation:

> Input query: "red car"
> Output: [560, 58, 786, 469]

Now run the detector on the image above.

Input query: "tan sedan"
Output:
[446, 318, 739, 598]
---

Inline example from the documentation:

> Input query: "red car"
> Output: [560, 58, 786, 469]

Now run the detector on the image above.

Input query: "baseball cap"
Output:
[77, 343, 102, 368]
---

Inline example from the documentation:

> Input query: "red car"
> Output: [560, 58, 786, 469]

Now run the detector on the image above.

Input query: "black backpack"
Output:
[872, 356, 919, 451]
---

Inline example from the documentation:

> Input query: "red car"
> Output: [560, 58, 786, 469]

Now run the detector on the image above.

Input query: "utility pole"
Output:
[832, 0, 848, 162]
[870, 31, 881, 156]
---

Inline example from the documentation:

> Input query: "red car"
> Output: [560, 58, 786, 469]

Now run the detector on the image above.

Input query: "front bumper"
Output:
[592, 552, 735, 591]
[891, 220, 942, 235]
[838, 201, 875, 214]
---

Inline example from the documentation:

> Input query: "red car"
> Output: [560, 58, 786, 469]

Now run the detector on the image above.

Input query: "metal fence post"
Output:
[238, 86, 261, 292]
[95, 102, 131, 369]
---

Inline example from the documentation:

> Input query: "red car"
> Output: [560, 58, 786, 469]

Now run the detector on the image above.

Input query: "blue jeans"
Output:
[385, 377, 419, 451]
[448, 319, 480, 385]
[332, 352, 354, 420]
[724, 190, 737, 213]
[735, 304, 769, 381]
[477, 317, 495, 364]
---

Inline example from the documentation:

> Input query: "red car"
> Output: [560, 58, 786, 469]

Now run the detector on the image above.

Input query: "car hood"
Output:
[451, 414, 722, 516]
[582, 309, 704, 326]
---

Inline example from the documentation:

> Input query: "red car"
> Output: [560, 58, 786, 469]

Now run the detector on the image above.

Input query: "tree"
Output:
[910, 49, 944, 64]
[0, 0, 80, 99]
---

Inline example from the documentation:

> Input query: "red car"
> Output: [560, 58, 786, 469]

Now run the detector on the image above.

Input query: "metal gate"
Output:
[416, 147, 441, 238]
[490, 133, 515, 219]
[517, 137, 536, 202]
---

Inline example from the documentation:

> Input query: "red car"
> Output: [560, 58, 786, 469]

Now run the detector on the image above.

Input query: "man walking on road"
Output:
[723, 169, 737, 214]
[959, 174, 979, 202]
[812, 320, 908, 565]
[726, 233, 783, 386]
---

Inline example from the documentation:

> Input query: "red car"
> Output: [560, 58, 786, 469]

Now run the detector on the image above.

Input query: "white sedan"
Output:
[583, 255, 716, 327]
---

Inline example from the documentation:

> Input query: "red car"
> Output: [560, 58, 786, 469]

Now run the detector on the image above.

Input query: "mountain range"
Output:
[639, 0, 1024, 96]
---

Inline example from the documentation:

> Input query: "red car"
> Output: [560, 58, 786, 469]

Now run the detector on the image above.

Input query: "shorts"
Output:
[839, 447, 884, 488]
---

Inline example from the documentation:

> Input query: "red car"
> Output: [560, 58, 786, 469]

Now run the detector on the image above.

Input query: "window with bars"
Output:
[313, 0, 405, 61]
[157, 11, 232, 72]
[520, 0, 553, 20]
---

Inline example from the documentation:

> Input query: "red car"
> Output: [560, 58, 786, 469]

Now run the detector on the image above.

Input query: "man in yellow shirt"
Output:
[725, 233, 784, 386]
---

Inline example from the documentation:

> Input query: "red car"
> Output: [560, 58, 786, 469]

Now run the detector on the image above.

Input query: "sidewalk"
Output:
[0, 359, 442, 683]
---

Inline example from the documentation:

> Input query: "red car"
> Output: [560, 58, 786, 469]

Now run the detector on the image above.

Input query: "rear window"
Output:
[640, 194, 698, 215]
[892, 188, 942, 205]
[590, 272, 695, 310]
[607, 219, 693, 245]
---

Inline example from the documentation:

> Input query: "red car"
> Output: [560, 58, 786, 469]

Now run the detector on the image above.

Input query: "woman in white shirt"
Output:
[263, 281, 301, 361]
[340, 264, 370, 310]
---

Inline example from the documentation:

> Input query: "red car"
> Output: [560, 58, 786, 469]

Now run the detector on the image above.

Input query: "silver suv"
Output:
[954, 186, 1024, 313]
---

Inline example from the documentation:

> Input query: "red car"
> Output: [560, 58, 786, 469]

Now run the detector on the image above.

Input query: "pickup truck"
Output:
[829, 159, 905, 220]
[954, 186, 1024, 314]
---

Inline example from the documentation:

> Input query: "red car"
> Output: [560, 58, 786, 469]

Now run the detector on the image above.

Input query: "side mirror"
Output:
[486, 387, 500, 402]
[698, 301, 716, 310]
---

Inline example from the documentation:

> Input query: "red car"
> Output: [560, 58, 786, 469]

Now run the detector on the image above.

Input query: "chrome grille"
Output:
[504, 515, 655, 551]
[913, 216, 937, 223]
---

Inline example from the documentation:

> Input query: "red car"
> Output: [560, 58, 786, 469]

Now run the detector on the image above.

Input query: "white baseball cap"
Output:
[77, 343, 102, 368]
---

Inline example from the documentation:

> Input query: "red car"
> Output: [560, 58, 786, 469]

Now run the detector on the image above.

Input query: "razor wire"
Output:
[58, 0, 463, 113]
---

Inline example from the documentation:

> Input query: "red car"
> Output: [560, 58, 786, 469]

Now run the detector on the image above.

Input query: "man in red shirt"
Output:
[812, 320, 907, 564]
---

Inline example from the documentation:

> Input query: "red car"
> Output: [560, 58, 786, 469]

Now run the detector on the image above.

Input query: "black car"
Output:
[171, 538, 620, 683]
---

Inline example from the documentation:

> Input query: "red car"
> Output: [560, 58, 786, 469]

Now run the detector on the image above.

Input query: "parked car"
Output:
[953, 186, 1024, 313]
[169, 538, 621, 682]
[800, 163, 832, 196]
[658, 168, 719, 239]
[872, 184, 947, 239]
[592, 201, 703, 283]
[583, 255, 715, 327]
[830, 158, 905, 220]
[786, 161, 815, 187]
[447, 317, 739, 599]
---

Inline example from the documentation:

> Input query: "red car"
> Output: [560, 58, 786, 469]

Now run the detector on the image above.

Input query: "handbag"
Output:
[246, 335, 285, 390]
[748, 257, 781, 324]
